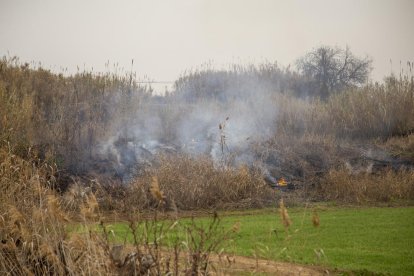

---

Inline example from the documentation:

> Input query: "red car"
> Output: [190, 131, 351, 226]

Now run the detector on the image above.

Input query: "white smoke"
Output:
[95, 68, 281, 182]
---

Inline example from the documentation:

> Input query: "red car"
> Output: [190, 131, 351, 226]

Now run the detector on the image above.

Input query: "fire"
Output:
[277, 177, 287, 187]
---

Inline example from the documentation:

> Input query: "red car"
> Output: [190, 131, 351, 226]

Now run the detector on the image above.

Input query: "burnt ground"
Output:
[65, 137, 414, 194]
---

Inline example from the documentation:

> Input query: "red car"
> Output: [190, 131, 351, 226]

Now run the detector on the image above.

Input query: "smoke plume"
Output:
[95, 68, 282, 182]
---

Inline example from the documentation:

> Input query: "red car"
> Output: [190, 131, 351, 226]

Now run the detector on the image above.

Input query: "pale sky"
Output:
[1, 0, 413, 92]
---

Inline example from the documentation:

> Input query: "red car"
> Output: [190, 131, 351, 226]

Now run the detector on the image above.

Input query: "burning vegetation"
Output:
[0, 53, 414, 274]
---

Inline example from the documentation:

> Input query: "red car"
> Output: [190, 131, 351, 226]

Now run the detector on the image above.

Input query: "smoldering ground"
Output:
[88, 66, 412, 186]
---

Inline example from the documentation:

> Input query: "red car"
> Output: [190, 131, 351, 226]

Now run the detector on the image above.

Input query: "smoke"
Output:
[175, 70, 279, 164]
[95, 68, 281, 182]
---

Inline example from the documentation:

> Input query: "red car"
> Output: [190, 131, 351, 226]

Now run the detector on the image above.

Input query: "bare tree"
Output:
[296, 46, 372, 99]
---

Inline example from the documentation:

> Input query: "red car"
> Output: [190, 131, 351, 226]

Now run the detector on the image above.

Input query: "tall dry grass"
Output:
[0, 57, 150, 175]
[0, 144, 115, 275]
[323, 76, 414, 139]
[272, 75, 414, 140]
[126, 154, 277, 211]
[316, 168, 414, 203]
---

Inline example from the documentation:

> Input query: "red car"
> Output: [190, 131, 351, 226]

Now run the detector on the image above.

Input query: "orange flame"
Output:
[277, 177, 287, 186]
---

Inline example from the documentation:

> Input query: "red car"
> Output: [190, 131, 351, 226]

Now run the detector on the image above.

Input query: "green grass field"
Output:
[102, 206, 414, 275]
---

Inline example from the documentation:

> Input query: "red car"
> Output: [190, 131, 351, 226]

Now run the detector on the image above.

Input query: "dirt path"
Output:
[115, 244, 333, 275]
[210, 254, 331, 275]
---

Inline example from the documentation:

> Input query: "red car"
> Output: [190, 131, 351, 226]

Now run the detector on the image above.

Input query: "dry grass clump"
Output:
[316, 168, 414, 203]
[311, 209, 320, 228]
[59, 175, 131, 214]
[0, 144, 113, 275]
[127, 154, 276, 210]
[0, 144, 57, 212]
[278, 199, 291, 230]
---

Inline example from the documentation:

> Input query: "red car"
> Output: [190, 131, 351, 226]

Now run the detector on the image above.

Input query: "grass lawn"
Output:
[102, 206, 414, 275]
